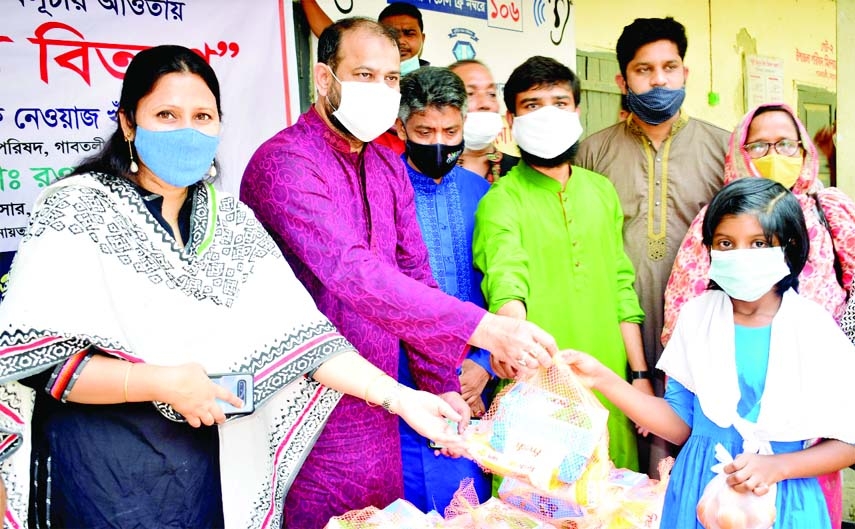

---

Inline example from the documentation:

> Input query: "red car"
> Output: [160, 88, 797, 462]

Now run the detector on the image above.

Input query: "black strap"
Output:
[812, 193, 844, 288]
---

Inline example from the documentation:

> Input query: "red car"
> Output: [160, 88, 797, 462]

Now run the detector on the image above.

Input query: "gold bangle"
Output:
[123, 363, 133, 403]
[362, 372, 389, 407]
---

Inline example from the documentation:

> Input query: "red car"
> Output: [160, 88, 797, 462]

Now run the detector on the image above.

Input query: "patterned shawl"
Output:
[662, 103, 855, 346]
[0, 173, 348, 529]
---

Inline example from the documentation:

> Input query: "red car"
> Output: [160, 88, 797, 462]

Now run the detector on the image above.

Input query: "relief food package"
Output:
[438, 497, 560, 529]
[599, 457, 673, 529]
[696, 444, 776, 529]
[497, 454, 673, 529]
[442, 481, 562, 529]
[497, 430, 612, 514]
[464, 364, 609, 493]
[325, 499, 440, 529]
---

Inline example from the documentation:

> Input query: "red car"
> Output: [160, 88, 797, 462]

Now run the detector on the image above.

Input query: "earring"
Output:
[126, 137, 139, 173]
[208, 160, 217, 178]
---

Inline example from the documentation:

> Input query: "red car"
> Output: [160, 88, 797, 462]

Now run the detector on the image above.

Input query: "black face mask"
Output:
[518, 140, 580, 169]
[406, 140, 464, 179]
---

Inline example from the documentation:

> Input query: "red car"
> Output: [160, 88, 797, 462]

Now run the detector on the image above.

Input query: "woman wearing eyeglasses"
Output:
[661, 102, 855, 528]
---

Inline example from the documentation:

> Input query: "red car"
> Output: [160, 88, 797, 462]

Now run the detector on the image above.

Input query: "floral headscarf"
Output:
[722, 102, 821, 194]
[663, 103, 855, 344]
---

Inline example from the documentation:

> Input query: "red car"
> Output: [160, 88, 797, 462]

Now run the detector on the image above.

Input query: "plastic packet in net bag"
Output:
[602, 457, 674, 529]
[438, 497, 561, 529]
[696, 444, 777, 529]
[464, 364, 609, 492]
[325, 498, 437, 529]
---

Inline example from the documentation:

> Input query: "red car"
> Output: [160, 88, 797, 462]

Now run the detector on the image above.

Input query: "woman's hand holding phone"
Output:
[209, 373, 255, 417]
[157, 363, 245, 428]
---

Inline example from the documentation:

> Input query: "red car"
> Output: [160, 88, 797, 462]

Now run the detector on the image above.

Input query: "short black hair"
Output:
[317, 17, 398, 74]
[616, 17, 687, 77]
[378, 2, 424, 31]
[399, 66, 467, 123]
[503, 56, 580, 115]
[702, 178, 809, 294]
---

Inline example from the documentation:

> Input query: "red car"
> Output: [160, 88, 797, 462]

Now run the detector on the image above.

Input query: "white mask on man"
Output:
[463, 112, 504, 151]
[511, 106, 583, 159]
[328, 66, 401, 142]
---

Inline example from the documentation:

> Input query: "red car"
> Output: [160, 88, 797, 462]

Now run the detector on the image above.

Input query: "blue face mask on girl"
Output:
[134, 126, 220, 187]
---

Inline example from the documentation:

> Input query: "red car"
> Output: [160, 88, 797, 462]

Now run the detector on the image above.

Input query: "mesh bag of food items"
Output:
[498, 453, 673, 528]
[599, 457, 673, 529]
[696, 444, 776, 529]
[464, 364, 609, 493]
[442, 482, 560, 529]
[439, 497, 561, 529]
[326, 480, 558, 529]
[496, 429, 611, 514]
[325, 498, 442, 529]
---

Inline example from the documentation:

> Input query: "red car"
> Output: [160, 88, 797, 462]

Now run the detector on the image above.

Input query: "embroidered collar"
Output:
[626, 111, 689, 141]
[307, 106, 359, 155]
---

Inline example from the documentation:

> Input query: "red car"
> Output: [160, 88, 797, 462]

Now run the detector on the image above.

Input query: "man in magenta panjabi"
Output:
[240, 17, 557, 529]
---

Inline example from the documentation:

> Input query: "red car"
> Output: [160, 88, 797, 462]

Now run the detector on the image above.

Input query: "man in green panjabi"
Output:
[473, 56, 652, 472]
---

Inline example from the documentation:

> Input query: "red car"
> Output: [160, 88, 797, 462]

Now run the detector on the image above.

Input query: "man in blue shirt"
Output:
[394, 65, 494, 511]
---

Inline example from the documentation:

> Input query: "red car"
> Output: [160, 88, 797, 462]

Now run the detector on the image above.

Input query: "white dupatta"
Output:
[658, 289, 855, 445]
[0, 173, 346, 528]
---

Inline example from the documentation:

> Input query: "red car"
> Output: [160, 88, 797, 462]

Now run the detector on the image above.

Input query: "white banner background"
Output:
[0, 0, 298, 253]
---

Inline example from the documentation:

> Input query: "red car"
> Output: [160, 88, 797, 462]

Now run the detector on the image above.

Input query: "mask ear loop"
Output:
[324, 64, 343, 113]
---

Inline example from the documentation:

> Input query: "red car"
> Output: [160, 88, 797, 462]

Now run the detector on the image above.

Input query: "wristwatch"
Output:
[628, 370, 651, 381]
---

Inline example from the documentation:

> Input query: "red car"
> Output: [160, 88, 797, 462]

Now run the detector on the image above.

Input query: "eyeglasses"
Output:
[743, 139, 802, 159]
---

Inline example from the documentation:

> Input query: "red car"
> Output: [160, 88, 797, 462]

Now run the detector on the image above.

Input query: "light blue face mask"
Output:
[709, 247, 790, 301]
[400, 55, 421, 75]
[134, 126, 220, 188]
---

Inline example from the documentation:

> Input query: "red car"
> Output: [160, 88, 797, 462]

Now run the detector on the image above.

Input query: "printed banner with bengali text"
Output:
[0, 0, 299, 257]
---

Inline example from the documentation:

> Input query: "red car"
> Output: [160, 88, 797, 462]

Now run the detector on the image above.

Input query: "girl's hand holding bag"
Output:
[697, 419, 777, 529]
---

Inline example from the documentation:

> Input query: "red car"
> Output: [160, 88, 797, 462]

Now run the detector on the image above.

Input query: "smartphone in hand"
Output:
[209, 372, 255, 416]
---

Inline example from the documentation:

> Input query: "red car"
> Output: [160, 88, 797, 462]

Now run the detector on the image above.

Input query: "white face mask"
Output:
[709, 247, 791, 301]
[511, 106, 583, 160]
[400, 55, 421, 75]
[327, 67, 401, 142]
[463, 112, 504, 151]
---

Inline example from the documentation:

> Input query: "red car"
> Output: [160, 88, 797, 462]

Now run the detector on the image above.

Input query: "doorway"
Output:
[576, 50, 622, 139]
[797, 85, 837, 187]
